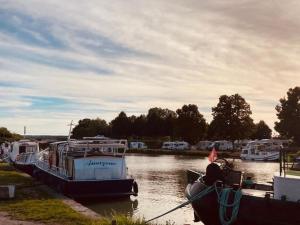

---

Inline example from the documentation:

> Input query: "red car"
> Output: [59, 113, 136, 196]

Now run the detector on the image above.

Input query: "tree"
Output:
[0, 127, 12, 139]
[72, 118, 109, 139]
[0, 127, 22, 142]
[175, 104, 207, 144]
[251, 120, 272, 139]
[146, 108, 177, 137]
[275, 87, 300, 145]
[131, 115, 147, 137]
[110, 112, 131, 138]
[210, 94, 254, 144]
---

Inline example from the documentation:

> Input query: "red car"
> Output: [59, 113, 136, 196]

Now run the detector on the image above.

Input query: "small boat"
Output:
[0, 142, 11, 159]
[33, 136, 138, 200]
[185, 153, 300, 225]
[8, 139, 40, 175]
[240, 140, 282, 161]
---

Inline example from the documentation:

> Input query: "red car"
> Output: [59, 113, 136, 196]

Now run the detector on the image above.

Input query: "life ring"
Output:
[133, 181, 138, 196]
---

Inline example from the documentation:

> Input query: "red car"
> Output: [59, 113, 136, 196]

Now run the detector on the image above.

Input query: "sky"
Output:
[0, 0, 300, 135]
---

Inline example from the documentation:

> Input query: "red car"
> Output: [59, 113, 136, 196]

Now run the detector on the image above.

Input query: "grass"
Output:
[286, 170, 300, 177]
[0, 162, 150, 225]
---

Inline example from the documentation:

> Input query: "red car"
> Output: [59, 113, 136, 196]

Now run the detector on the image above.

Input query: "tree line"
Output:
[1, 87, 298, 146]
[72, 93, 279, 145]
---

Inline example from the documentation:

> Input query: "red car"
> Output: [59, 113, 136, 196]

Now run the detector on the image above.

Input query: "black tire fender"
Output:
[133, 181, 138, 196]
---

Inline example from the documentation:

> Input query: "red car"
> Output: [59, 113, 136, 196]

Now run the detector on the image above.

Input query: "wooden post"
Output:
[111, 219, 117, 225]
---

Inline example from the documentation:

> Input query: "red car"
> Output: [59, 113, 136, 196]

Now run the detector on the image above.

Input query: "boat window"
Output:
[19, 146, 26, 154]
[26, 146, 37, 152]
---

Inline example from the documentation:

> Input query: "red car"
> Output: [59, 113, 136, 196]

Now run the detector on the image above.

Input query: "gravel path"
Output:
[0, 212, 46, 225]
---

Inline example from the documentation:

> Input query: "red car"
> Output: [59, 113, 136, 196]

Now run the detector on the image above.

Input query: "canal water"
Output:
[84, 154, 278, 225]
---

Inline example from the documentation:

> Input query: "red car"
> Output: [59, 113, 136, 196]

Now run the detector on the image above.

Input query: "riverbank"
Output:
[0, 162, 149, 225]
[127, 149, 241, 158]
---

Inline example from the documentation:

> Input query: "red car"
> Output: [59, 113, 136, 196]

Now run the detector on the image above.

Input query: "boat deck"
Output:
[242, 189, 269, 198]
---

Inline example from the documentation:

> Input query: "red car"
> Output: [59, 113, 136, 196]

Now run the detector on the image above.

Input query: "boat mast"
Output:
[66, 120, 75, 154]
[67, 120, 74, 142]
[23, 126, 26, 139]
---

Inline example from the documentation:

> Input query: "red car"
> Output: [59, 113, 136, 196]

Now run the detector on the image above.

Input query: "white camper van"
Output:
[130, 141, 147, 149]
[208, 140, 233, 151]
[162, 141, 189, 150]
[197, 141, 213, 150]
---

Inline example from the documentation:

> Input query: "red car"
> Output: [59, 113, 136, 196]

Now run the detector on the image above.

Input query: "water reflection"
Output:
[86, 198, 138, 217]
[83, 154, 278, 225]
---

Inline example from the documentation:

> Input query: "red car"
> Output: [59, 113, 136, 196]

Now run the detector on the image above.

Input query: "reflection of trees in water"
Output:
[140, 169, 191, 199]
[84, 198, 138, 217]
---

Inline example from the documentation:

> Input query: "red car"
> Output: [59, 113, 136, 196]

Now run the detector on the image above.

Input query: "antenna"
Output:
[67, 120, 75, 141]
[24, 126, 26, 139]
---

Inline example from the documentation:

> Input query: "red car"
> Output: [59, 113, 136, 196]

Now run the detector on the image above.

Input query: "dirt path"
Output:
[0, 212, 46, 225]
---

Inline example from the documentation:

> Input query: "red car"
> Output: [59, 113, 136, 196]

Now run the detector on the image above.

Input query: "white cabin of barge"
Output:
[37, 137, 129, 181]
[9, 139, 39, 164]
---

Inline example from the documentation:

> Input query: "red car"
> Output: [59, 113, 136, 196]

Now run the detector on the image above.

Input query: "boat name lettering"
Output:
[86, 160, 116, 166]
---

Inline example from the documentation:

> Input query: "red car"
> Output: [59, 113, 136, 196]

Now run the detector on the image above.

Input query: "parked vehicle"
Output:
[129, 141, 147, 149]
[162, 141, 189, 150]
[174, 141, 189, 150]
[208, 140, 233, 151]
[234, 139, 251, 150]
[196, 141, 213, 150]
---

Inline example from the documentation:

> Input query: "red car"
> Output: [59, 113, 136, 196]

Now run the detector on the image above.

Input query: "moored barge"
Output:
[186, 154, 300, 225]
[33, 136, 138, 199]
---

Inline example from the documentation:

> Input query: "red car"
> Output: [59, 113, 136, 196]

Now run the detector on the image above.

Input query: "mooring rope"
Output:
[145, 185, 215, 223]
[145, 183, 242, 225]
[216, 188, 242, 225]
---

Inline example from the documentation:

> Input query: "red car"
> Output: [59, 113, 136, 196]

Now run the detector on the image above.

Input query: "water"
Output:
[84, 154, 278, 225]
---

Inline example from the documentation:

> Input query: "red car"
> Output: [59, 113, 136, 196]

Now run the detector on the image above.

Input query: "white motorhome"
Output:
[208, 140, 233, 151]
[162, 141, 189, 150]
[234, 140, 251, 150]
[196, 141, 213, 150]
[130, 141, 147, 149]
[162, 141, 175, 150]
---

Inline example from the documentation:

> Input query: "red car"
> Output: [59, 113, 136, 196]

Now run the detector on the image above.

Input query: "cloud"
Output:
[0, 0, 300, 135]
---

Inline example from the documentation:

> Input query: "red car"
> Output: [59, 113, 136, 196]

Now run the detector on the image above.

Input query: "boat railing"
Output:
[36, 158, 69, 179]
[16, 152, 36, 164]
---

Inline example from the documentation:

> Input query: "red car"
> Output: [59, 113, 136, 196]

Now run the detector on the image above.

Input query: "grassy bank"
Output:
[127, 149, 241, 159]
[0, 162, 149, 225]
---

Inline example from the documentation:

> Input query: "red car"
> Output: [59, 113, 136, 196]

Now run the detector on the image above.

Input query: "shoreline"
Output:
[0, 162, 149, 225]
[127, 149, 241, 159]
